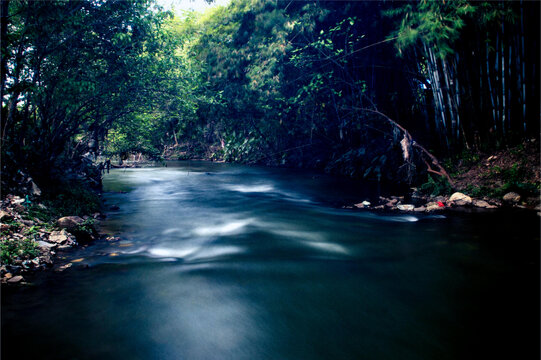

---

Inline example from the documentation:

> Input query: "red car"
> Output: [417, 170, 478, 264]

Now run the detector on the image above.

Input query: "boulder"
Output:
[48, 229, 76, 245]
[413, 206, 426, 212]
[503, 192, 521, 204]
[473, 199, 497, 209]
[57, 216, 84, 229]
[449, 192, 472, 206]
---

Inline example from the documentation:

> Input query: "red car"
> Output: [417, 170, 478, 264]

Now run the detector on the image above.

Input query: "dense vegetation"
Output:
[2, 0, 539, 193]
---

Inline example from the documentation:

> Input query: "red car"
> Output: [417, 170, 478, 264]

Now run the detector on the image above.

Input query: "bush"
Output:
[419, 174, 453, 196]
[0, 238, 39, 265]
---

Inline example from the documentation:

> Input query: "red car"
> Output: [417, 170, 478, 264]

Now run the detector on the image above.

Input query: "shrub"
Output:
[0, 238, 39, 265]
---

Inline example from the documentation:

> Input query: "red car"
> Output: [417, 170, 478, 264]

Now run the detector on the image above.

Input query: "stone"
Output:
[397, 204, 414, 211]
[413, 206, 426, 212]
[37, 240, 57, 249]
[353, 203, 365, 209]
[31, 181, 42, 196]
[48, 229, 75, 245]
[503, 192, 521, 204]
[473, 199, 497, 209]
[55, 263, 72, 272]
[449, 192, 472, 206]
[7, 275, 24, 283]
[57, 216, 84, 229]
[434, 195, 448, 203]
[0, 210, 12, 221]
[362, 201, 371, 206]
[11, 196, 24, 205]
[426, 203, 442, 211]
[20, 219, 34, 226]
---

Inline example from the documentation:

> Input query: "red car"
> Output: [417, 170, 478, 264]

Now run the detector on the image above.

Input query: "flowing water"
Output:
[2, 161, 539, 359]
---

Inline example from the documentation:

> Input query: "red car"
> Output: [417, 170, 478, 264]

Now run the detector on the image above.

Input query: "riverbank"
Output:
[339, 139, 540, 213]
[0, 194, 105, 285]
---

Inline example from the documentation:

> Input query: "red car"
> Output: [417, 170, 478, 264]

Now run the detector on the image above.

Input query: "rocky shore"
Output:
[347, 190, 540, 214]
[0, 194, 103, 285]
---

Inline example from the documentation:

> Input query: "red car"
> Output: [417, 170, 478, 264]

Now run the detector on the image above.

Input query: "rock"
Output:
[20, 219, 34, 226]
[434, 195, 448, 203]
[473, 199, 498, 209]
[7, 275, 24, 283]
[92, 212, 105, 219]
[40, 254, 53, 266]
[449, 192, 472, 206]
[503, 192, 521, 204]
[353, 203, 365, 209]
[48, 229, 76, 245]
[0, 210, 12, 220]
[11, 196, 24, 205]
[55, 263, 72, 272]
[31, 181, 42, 196]
[57, 216, 84, 229]
[37, 203, 47, 209]
[362, 200, 371, 207]
[374, 205, 385, 210]
[413, 206, 426, 212]
[397, 204, 414, 211]
[4, 272, 13, 279]
[37, 240, 57, 249]
[426, 203, 443, 212]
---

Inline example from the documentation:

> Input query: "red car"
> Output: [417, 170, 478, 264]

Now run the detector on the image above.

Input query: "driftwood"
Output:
[354, 107, 454, 187]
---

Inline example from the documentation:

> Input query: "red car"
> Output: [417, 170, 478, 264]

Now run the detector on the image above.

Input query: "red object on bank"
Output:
[437, 201, 445, 207]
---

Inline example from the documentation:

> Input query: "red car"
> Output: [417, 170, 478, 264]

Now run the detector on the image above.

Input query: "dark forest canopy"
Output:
[1, 0, 539, 190]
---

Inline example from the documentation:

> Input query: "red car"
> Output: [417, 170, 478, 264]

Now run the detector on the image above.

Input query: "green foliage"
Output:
[0, 238, 39, 265]
[385, 0, 476, 59]
[40, 182, 101, 218]
[419, 175, 453, 196]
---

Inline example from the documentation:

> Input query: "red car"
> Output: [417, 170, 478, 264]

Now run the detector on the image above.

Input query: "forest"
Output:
[1, 2, 540, 358]
[1, 0, 540, 194]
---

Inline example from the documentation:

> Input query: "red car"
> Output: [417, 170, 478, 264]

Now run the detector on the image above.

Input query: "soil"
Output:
[451, 138, 540, 207]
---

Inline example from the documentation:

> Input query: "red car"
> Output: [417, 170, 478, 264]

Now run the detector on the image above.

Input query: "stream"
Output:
[2, 161, 539, 359]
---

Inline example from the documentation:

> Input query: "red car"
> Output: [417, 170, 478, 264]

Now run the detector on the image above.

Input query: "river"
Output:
[2, 161, 539, 359]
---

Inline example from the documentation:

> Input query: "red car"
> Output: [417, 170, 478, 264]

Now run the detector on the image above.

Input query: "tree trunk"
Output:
[0, 0, 9, 103]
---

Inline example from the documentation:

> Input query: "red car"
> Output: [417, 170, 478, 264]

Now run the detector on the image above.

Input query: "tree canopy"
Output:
[1, 0, 539, 190]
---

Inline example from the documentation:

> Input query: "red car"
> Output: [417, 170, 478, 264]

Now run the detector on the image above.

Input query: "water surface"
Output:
[2, 161, 539, 359]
